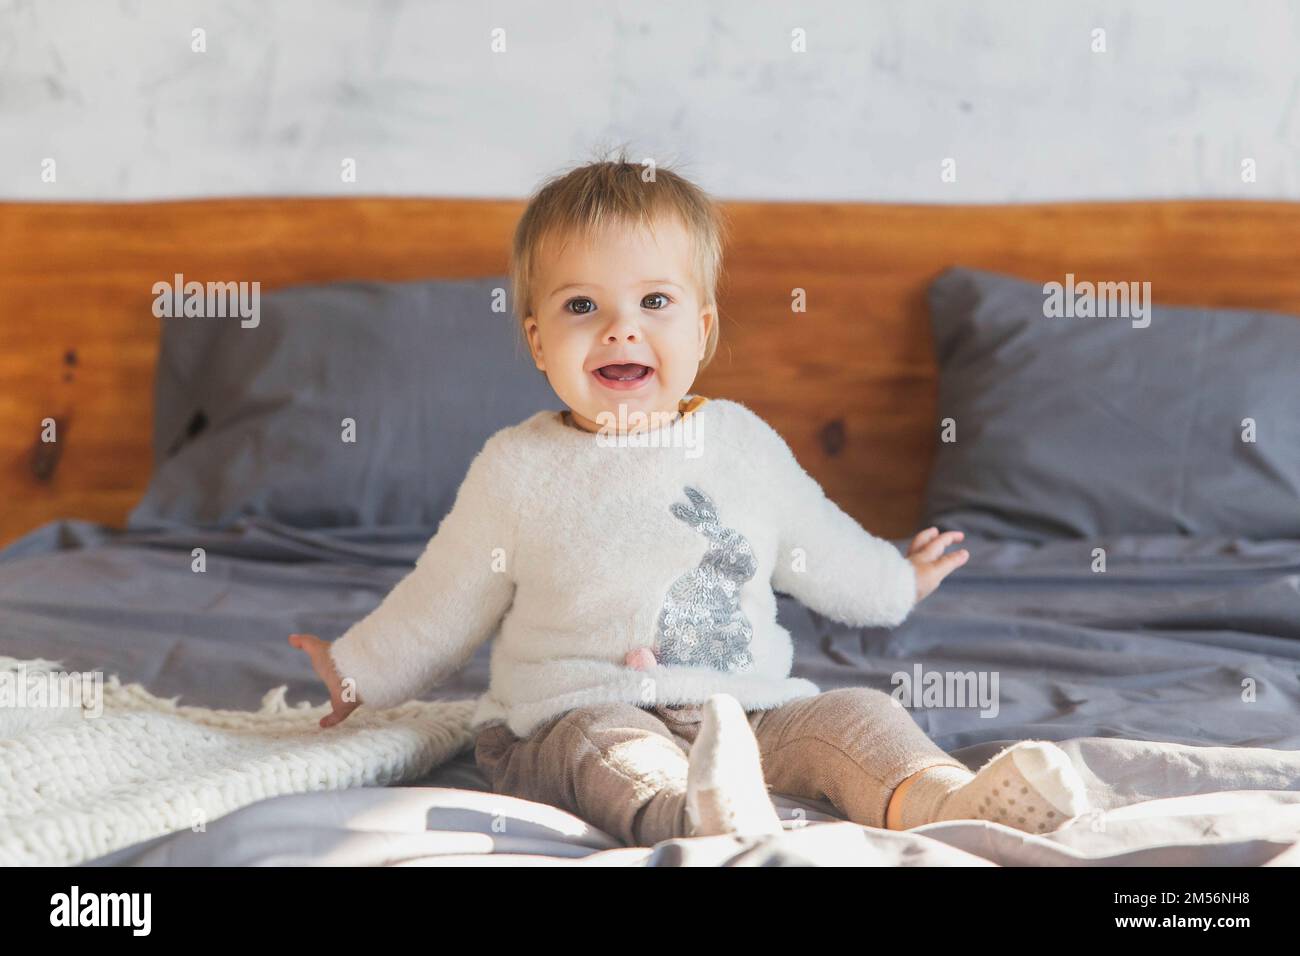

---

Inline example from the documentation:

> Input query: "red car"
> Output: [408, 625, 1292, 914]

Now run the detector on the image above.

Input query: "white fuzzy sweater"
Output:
[329, 397, 917, 738]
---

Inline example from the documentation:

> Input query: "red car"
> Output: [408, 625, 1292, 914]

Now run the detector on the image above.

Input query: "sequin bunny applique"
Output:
[652, 485, 757, 672]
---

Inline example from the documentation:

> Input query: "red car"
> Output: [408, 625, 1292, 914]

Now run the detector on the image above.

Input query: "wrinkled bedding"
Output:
[2, 518, 1298, 866]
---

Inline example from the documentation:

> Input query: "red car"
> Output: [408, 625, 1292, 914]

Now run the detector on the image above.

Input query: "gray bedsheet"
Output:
[3, 518, 1299, 866]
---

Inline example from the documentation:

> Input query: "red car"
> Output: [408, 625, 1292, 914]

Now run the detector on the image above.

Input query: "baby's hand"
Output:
[907, 527, 968, 602]
[288, 633, 361, 728]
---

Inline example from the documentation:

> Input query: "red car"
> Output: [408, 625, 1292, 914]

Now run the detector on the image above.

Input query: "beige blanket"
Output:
[0, 657, 474, 866]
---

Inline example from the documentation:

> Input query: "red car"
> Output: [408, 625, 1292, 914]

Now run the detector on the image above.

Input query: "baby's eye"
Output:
[642, 292, 671, 310]
[566, 297, 596, 315]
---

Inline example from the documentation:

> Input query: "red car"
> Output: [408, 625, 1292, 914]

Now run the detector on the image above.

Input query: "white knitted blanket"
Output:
[0, 657, 476, 866]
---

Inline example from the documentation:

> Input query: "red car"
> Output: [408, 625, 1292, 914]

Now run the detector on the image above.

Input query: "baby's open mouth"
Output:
[595, 363, 652, 382]
[592, 363, 656, 392]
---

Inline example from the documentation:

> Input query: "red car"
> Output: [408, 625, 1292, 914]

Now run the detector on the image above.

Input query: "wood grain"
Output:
[2, 198, 1297, 547]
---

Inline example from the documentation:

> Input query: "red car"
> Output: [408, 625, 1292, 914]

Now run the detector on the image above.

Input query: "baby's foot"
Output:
[685, 694, 784, 838]
[899, 741, 1091, 834]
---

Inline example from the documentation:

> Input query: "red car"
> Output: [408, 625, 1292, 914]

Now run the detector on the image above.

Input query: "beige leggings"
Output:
[473, 686, 969, 846]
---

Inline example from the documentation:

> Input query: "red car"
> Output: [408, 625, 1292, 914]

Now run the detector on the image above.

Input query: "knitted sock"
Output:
[897, 741, 1090, 834]
[685, 694, 784, 838]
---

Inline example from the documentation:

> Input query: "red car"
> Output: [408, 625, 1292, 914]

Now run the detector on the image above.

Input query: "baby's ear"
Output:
[522, 316, 546, 371]
[696, 307, 715, 360]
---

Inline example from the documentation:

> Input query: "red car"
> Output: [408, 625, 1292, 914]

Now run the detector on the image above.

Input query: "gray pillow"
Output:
[923, 267, 1300, 542]
[128, 277, 556, 530]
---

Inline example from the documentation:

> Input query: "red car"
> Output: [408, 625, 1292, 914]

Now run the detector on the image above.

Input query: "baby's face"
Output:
[523, 216, 714, 434]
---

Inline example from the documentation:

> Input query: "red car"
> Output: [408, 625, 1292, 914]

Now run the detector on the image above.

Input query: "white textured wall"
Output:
[2, 0, 1298, 201]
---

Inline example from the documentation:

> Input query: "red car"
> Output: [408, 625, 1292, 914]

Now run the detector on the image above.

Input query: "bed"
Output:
[3, 198, 1299, 866]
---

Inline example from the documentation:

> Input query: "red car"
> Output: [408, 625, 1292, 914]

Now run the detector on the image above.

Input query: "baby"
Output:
[290, 156, 1092, 845]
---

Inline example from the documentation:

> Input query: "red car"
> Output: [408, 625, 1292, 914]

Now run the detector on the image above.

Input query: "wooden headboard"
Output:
[4, 199, 1299, 547]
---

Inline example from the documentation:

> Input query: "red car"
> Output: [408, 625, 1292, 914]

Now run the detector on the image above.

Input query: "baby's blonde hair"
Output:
[510, 147, 728, 369]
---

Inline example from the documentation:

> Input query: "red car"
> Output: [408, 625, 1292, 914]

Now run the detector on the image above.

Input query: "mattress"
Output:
[3, 518, 1298, 866]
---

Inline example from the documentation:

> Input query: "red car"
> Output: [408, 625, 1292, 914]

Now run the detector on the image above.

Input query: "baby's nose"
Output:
[602, 311, 643, 342]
